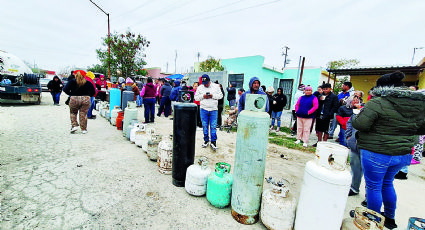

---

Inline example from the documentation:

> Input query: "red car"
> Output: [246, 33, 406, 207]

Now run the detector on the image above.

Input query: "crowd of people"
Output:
[55, 70, 424, 229]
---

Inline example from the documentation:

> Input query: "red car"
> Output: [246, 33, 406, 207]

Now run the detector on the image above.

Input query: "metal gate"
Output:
[279, 79, 293, 110]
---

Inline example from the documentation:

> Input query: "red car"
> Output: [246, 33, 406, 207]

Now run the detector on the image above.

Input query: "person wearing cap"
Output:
[313, 83, 339, 147]
[291, 84, 305, 136]
[271, 87, 287, 132]
[63, 71, 96, 134]
[237, 76, 268, 114]
[194, 74, 223, 150]
[140, 77, 157, 123]
[352, 71, 425, 229]
[266, 86, 275, 118]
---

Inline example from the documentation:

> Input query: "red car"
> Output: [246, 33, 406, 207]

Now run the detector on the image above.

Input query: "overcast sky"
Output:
[1, 0, 424, 74]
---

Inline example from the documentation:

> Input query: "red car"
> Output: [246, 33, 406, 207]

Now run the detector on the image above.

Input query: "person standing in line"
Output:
[266, 86, 275, 118]
[135, 77, 144, 107]
[329, 81, 355, 140]
[216, 82, 225, 128]
[294, 86, 318, 147]
[352, 71, 425, 229]
[194, 74, 223, 150]
[313, 83, 339, 147]
[47, 76, 63, 105]
[270, 87, 287, 132]
[335, 95, 361, 147]
[131, 83, 140, 101]
[226, 83, 236, 108]
[140, 77, 157, 123]
[291, 84, 305, 136]
[192, 80, 202, 128]
[346, 108, 362, 196]
[84, 71, 98, 119]
[63, 71, 96, 134]
[155, 79, 162, 105]
[238, 77, 268, 114]
[157, 79, 172, 117]
[235, 88, 244, 107]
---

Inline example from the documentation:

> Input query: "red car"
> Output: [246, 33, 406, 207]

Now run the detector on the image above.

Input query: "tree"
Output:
[96, 30, 150, 78]
[327, 59, 360, 94]
[199, 56, 224, 72]
[87, 64, 108, 76]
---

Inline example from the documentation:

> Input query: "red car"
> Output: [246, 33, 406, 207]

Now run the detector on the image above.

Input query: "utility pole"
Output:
[282, 46, 290, 68]
[174, 50, 177, 73]
[90, 0, 111, 80]
[197, 52, 200, 62]
[166, 62, 169, 73]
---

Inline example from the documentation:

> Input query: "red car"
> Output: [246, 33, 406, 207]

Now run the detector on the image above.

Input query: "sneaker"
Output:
[312, 143, 318, 147]
[328, 136, 333, 139]
[303, 143, 308, 148]
[291, 131, 296, 136]
[81, 130, 88, 134]
[361, 199, 367, 207]
[70, 127, 78, 133]
[394, 171, 407, 180]
[276, 127, 280, 132]
[269, 126, 275, 131]
[382, 213, 397, 229]
[348, 189, 359, 196]
[295, 140, 301, 144]
[210, 141, 218, 150]
[202, 141, 209, 148]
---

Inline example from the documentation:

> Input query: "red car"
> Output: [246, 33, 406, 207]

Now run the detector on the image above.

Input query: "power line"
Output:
[115, 0, 156, 19]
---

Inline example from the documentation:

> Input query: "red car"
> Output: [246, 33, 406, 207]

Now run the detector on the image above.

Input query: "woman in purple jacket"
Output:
[295, 86, 319, 147]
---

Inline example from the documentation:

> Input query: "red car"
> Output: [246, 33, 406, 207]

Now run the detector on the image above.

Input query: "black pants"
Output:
[217, 106, 223, 127]
[291, 110, 297, 133]
[197, 105, 202, 127]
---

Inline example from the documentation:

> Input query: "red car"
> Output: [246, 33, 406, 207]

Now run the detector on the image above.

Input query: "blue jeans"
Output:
[158, 96, 171, 117]
[350, 150, 363, 193]
[271, 111, 282, 127]
[87, 96, 95, 117]
[143, 98, 155, 122]
[361, 149, 412, 219]
[229, 99, 236, 108]
[50, 92, 61, 104]
[200, 109, 217, 142]
[329, 113, 337, 137]
[136, 95, 143, 107]
[338, 128, 347, 146]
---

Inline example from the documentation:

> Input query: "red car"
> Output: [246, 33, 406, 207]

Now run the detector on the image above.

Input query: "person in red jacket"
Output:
[193, 78, 202, 128]
[336, 95, 362, 146]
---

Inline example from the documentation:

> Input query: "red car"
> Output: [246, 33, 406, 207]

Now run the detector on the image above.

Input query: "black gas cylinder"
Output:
[172, 102, 197, 187]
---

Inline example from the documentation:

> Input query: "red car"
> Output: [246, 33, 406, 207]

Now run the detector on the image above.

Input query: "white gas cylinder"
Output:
[185, 157, 212, 196]
[142, 128, 155, 153]
[147, 134, 162, 161]
[315, 141, 349, 170]
[99, 102, 105, 117]
[294, 160, 352, 230]
[260, 178, 296, 230]
[134, 127, 147, 148]
[157, 135, 173, 174]
[130, 124, 146, 143]
[110, 106, 122, 126]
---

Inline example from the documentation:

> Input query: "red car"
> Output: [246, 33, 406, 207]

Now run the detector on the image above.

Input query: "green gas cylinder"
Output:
[206, 162, 233, 208]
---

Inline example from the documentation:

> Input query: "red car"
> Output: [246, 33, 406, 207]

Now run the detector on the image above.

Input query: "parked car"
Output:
[39, 78, 50, 92]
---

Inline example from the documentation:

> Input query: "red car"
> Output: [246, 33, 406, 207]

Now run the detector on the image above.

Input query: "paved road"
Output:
[0, 92, 266, 229]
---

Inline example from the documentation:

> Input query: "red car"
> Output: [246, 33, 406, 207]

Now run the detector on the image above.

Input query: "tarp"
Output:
[166, 74, 184, 80]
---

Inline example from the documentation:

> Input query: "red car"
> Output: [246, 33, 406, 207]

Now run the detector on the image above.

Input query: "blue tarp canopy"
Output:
[166, 74, 184, 80]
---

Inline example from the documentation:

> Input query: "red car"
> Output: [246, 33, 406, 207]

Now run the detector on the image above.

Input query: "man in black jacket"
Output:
[226, 83, 236, 107]
[47, 76, 63, 105]
[313, 83, 339, 147]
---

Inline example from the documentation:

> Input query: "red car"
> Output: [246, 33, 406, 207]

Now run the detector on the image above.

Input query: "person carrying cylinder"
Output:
[237, 76, 268, 114]
[194, 74, 223, 150]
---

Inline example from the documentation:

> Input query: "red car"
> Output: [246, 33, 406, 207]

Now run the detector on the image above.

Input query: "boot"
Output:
[382, 213, 397, 229]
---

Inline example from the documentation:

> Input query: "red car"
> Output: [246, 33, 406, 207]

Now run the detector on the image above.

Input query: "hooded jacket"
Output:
[160, 82, 172, 98]
[352, 87, 425, 156]
[315, 92, 339, 119]
[47, 76, 63, 93]
[238, 77, 268, 113]
[169, 80, 181, 101]
[140, 82, 156, 98]
[272, 89, 287, 112]
[227, 86, 236, 101]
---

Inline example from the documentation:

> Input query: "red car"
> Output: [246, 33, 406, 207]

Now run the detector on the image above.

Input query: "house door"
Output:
[279, 79, 293, 110]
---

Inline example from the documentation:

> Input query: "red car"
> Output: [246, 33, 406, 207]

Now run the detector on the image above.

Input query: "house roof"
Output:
[328, 65, 424, 76]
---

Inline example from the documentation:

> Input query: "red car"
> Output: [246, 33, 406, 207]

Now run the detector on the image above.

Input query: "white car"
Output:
[39, 78, 50, 92]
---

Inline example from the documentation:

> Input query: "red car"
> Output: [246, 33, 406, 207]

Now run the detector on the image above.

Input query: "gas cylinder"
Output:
[231, 94, 269, 225]
[157, 135, 173, 174]
[134, 126, 147, 148]
[126, 119, 139, 140]
[123, 101, 138, 137]
[122, 91, 134, 111]
[185, 157, 212, 196]
[116, 111, 124, 130]
[109, 88, 121, 117]
[130, 124, 146, 143]
[207, 162, 233, 208]
[147, 133, 162, 161]
[110, 106, 122, 126]
[98, 101, 104, 117]
[341, 207, 384, 230]
[142, 128, 155, 153]
[316, 141, 350, 170]
[172, 102, 197, 187]
[260, 177, 296, 230]
[294, 159, 352, 230]
[103, 104, 110, 118]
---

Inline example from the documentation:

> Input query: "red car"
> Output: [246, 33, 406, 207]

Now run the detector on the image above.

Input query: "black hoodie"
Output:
[47, 76, 63, 93]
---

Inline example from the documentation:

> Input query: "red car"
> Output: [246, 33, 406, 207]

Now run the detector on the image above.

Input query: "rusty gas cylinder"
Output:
[157, 135, 173, 174]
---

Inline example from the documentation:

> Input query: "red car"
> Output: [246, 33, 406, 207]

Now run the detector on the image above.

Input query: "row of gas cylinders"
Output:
[96, 101, 174, 174]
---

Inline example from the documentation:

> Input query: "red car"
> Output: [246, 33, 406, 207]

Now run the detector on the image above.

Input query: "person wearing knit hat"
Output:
[294, 86, 318, 147]
[351, 71, 425, 229]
